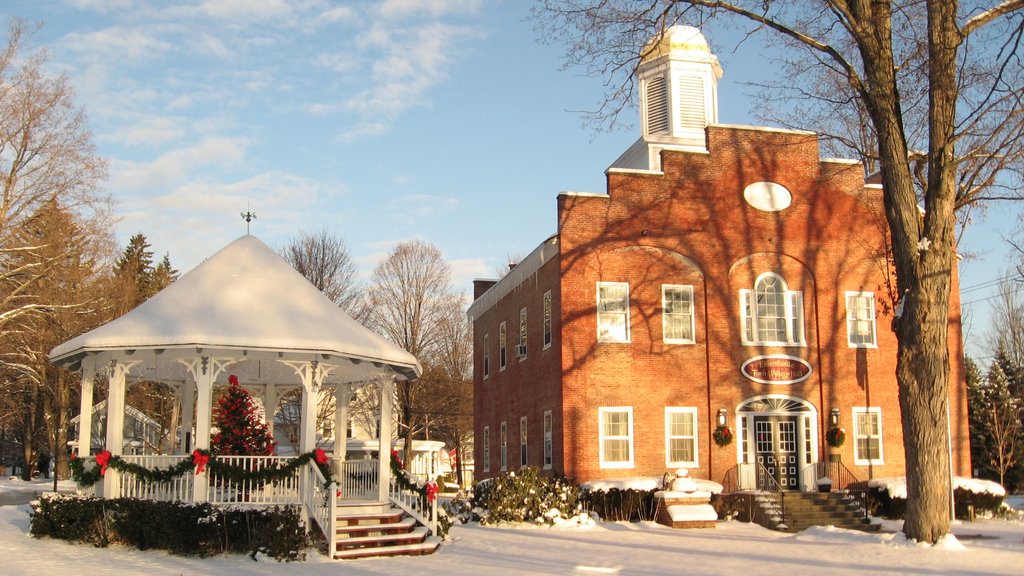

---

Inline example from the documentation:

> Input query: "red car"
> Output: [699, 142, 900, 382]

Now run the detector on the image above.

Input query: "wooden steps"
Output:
[326, 501, 440, 560]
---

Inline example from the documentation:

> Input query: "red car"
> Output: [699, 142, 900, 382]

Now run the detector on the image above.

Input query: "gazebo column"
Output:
[102, 360, 137, 498]
[76, 357, 96, 457]
[179, 378, 195, 454]
[180, 356, 231, 503]
[333, 382, 352, 478]
[378, 377, 394, 502]
[264, 383, 278, 453]
[299, 373, 318, 454]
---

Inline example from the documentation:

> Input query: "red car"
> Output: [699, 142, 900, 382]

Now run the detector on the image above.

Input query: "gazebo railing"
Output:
[118, 455, 193, 501]
[340, 459, 378, 501]
[388, 476, 437, 536]
[207, 456, 302, 505]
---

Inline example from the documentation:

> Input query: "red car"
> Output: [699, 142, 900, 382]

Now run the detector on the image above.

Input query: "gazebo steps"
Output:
[329, 503, 439, 560]
[333, 536, 441, 560]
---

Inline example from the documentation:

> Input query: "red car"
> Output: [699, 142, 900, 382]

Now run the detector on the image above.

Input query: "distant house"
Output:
[70, 400, 162, 456]
[468, 26, 970, 491]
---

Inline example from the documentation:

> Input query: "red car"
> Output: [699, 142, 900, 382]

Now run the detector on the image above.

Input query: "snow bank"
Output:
[666, 504, 717, 522]
[581, 476, 723, 494]
[867, 476, 1007, 500]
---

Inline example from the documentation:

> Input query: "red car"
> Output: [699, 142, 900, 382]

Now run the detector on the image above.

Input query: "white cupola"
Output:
[637, 25, 722, 150]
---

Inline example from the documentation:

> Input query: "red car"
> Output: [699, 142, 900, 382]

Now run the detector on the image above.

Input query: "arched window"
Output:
[740, 273, 805, 346]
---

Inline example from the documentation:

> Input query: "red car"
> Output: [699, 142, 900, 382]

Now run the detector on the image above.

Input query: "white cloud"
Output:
[98, 115, 186, 146]
[196, 0, 294, 22]
[109, 137, 247, 194]
[316, 6, 357, 25]
[65, 0, 135, 13]
[61, 26, 170, 61]
[377, 0, 481, 20]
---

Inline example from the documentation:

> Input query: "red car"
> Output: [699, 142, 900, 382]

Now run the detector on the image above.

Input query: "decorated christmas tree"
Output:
[211, 375, 276, 456]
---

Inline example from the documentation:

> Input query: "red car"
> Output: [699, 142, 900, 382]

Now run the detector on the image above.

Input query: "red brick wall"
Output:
[472, 124, 970, 485]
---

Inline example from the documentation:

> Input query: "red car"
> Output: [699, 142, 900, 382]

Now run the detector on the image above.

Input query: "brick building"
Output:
[468, 26, 969, 490]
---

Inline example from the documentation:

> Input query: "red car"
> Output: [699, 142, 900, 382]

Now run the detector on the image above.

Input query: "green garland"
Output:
[70, 449, 334, 489]
[389, 450, 435, 502]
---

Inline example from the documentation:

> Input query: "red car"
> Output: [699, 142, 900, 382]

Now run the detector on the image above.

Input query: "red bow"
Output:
[192, 450, 210, 474]
[95, 450, 111, 476]
[426, 481, 439, 503]
[314, 448, 328, 466]
[228, 374, 239, 386]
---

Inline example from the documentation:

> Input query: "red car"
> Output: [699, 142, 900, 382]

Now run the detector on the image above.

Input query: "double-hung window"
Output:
[482, 334, 490, 379]
[597, 282, 630, 342]
[663, 285, 695, 343]
[482, 426, 490, 473]
[499, 322, 507, 371]
[599, 407, 633, 468]
[543, 410, 553, 469]
[520, 416, 528, 467]
[500, 421, 508, 471]
[740, 273, 804, 345]
[846, 292, 877, 347]
[853, 408, 884, 465]
[518, 308, 527, 359]
[665, 407, 698, 467]
[543, 291, 553, 349]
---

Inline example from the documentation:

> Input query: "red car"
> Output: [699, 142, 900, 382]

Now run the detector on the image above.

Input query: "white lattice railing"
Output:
[306, 461, 337, 544]
[389, 476, 437, 536]
[118, 455, 193, 501]
[206, 456, 302, 505]
[340, 459, 378, 501]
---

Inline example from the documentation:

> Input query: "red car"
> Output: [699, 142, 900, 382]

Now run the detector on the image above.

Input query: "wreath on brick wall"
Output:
[826, 426, 846, 448]
[712, 425, 733, 447]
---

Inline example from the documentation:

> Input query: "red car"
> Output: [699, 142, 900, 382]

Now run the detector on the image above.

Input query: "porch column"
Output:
[299, 371, 317, 454]
[377, 377, 394, 502]
[75, 357, 96, 457]
[333, 382, 352, 478]
[102, 360, 136, 498]
[179, 377, 195, 454]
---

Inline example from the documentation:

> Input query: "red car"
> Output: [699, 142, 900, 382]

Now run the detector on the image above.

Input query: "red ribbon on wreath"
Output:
[192, 450, 210, 474]
[95, 450, 111, 476]
[425, 481, 439, 503]
[314, 448, 328, 466]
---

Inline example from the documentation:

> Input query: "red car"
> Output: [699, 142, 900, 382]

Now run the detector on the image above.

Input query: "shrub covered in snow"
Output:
[866, 476, 1009, 520]
[30, 493, 309, 560]
[473, 467, 581, 525]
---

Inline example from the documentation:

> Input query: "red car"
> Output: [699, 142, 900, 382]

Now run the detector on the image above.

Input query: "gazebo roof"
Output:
[50, 235, 421, 382]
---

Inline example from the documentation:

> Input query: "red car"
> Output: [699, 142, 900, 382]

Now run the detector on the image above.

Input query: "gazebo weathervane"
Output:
[240, 208, 256, 234]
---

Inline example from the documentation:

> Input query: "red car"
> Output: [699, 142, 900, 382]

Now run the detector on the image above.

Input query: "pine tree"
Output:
[210, 375, 276, 456]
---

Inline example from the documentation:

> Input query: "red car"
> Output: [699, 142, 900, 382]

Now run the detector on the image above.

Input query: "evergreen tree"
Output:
[210, 375, 275, 456]
[151, 253, 179, 293]
[966, 357, 991, 479]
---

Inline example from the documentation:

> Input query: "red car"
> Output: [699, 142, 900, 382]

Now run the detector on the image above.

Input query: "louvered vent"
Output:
[645, 75, 669, 135]
[677, 75, 707, 131]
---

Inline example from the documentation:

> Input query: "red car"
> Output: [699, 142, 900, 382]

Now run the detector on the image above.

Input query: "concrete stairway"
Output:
[330, 501, 440, 560]
[776, 491, 879, 533]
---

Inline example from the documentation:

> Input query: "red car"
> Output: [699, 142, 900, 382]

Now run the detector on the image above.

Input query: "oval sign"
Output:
[741, 355, 811, 384]
[743, 181, 792, 212]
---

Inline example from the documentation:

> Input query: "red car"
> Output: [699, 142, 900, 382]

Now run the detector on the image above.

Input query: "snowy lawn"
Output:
[1, 493, 1022, 576]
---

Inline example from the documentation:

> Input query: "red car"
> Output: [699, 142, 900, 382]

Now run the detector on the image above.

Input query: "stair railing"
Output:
[388, 476, 438, 536]
[305, 461, 337, 546]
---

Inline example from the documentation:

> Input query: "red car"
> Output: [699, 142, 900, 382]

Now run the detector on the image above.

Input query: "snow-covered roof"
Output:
[50, 235, 421, 382]
[466, 234, 559, 320]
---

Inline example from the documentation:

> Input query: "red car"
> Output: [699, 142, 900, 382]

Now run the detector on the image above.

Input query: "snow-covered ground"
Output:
[1, 479, 1021, 576]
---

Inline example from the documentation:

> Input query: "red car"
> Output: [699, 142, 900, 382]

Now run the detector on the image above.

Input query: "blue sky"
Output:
[5, 0, 1018, 358]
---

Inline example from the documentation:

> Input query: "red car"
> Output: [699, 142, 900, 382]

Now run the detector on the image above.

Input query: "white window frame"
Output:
[543, 291, 553, 350]
[543, 410, 553, 470]
[597, 282, 631, 343]
[598, 407, 634, 469]
[853, 407, 884, 465]
[520, 416, 528, 468]
[846, 291, 878, 348]
[482, 426, 490, 473]
[499, 321, 507, 371]
[500, 421, 508, 471]
[519, 307, 528, 360]
[665, 407, 699, 467]
[740, 272, 805, 346]
[662, 284, 696, 344]
[482, 333, 490, 379]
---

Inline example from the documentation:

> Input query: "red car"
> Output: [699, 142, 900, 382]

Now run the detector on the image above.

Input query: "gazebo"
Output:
[49, 235, 434, 551]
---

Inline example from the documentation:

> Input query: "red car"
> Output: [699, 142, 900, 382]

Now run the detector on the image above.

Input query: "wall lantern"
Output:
[830, 408, 841, 427]
[717, 409, 728, 428]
